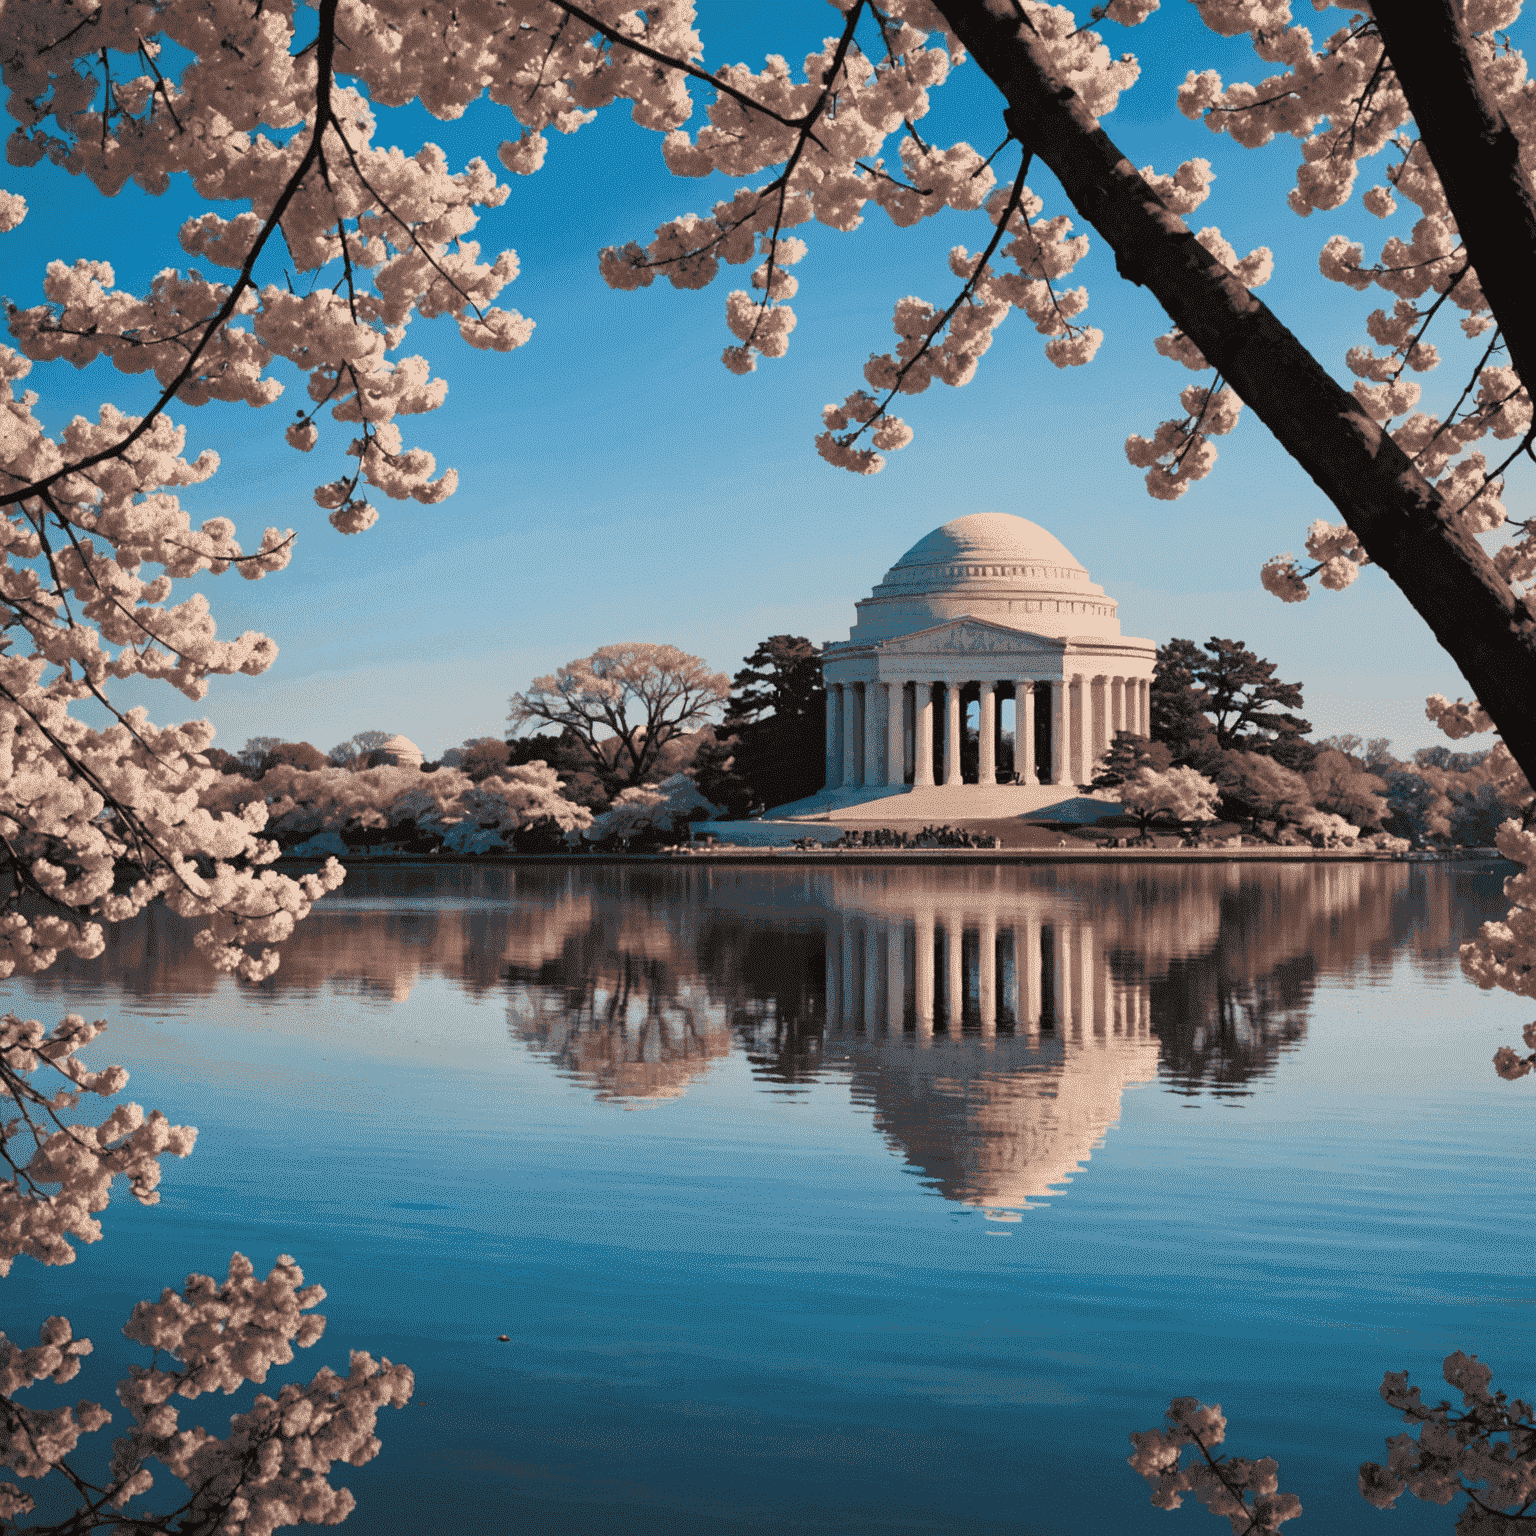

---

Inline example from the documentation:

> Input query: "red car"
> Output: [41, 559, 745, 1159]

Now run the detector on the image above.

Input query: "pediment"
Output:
[876, 618, 1063, 657]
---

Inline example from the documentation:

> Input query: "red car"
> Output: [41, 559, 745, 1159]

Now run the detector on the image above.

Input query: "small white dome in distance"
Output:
[377, 734, 424, 767]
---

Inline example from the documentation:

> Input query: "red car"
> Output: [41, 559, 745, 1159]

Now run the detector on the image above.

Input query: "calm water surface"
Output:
[6, 860, 1534, 1534]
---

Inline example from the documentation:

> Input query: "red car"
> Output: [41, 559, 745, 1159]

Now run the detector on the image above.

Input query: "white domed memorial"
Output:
[781, 513, 1156, 819]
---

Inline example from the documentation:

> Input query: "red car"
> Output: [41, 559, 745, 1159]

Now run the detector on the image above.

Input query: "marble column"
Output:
[1140, 678, 1151, 737]
[915, 913, 934, 1039]
[944, 680, 963, 786]
[978, 681, 996, 785]
[1073, 676, 1089, 786]
[1111, 676, 1125, 740]
[824, 683, 842, 791]
[886, 681, 904, 788]
[864, 680, 883, 790]
[1054, 676, 1072, 786]
[914, 684, 935, 787]
[1090, 675, 1107, 769]
[1017, 681, 1037, 784]
[843, 684, 862, 788]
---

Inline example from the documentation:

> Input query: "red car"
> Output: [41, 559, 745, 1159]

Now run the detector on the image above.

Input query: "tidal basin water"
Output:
[7, 859, 1535, 1535]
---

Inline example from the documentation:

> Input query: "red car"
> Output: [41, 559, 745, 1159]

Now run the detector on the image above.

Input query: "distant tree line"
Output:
[229, 634, 1530, 847]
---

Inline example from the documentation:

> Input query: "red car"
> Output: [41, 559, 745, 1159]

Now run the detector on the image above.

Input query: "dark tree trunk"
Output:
[932, 0, 1536, 785]
[1374, 1, 1536, 400]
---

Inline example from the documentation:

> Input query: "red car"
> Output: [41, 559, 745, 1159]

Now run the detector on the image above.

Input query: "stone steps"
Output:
[766, 784, 1119, 822]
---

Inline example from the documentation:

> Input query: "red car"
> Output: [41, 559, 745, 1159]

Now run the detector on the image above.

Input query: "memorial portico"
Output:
[787, 513, 1156, 819]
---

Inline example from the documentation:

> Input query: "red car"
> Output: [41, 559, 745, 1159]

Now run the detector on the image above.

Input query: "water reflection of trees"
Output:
[502, 887, 731, 1103]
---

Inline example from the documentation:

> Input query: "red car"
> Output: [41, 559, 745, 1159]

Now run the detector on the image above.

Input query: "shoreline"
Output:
[274, 847, 1510, 868]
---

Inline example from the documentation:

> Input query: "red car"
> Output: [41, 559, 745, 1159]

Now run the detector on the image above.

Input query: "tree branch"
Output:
[0, 0, 342, 511]
[932, 0, 1536, 788]
[1372, 3, 1536, 407]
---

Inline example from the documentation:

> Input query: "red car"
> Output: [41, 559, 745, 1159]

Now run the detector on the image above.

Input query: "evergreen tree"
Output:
[1196, 638, 1312, 757]
[1150, 640, 1218, 767]
[1152, 638, 1314, 770]
[698, 636, 827, 815]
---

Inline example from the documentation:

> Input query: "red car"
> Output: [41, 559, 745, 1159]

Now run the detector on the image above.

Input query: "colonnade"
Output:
[823, 910, 1151, 1040]
[823, 673, 1151, 791]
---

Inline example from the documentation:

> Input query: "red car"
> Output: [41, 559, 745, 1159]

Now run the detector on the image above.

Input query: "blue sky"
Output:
[4, 1, 1526, 761]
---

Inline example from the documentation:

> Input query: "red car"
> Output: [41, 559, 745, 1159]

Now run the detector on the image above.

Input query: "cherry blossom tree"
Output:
[1116, 763, 1221, 839]
[508, 644, 730, 793]
[202, 758, 591, 851]
[326, 731, 392, 768]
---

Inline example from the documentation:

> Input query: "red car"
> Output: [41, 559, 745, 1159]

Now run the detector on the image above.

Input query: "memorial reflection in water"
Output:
[491, 859, 1436, 1214]
[23, 859, 1465, 1217]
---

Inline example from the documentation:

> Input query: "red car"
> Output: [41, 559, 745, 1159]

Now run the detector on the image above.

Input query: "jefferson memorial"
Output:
[780, 512, 1156, 820]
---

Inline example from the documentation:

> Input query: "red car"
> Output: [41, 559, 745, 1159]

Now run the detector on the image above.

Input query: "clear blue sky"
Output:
[4, 2, 1525, 761]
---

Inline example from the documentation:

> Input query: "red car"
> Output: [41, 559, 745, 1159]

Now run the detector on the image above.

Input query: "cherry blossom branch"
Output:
[1168, 371, 1225, 471]
[550, 0, 811, 137]
[328, 119, 491, 323]
[742, 1, 867, 346]
[1382, 264, 1468, 385]
[840, 145, 1027, 449]
[1409, 330, 1505, 466]
[0, 0, 342, 511]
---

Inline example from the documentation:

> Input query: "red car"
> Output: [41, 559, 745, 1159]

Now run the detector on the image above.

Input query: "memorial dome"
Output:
[847, 512, 1122, 642]
[377, 734, 424, 768]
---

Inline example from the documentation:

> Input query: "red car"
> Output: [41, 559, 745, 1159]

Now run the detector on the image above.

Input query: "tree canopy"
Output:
[508, 643, 730, 793]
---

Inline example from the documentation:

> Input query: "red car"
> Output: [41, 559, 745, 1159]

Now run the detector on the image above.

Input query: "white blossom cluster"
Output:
[1359, 1351, 1536, 1527]
[1260, 518, 1372, 602]
[1, 1011, 196, 1275]
[2, 337, 349, 982]
[1133, 1354, 1536, 1532]
[592, 0, 1148, 469]
[1407, 694, 1536, 1078]
[0, 0, 558, 521]
[1127, 1395, 1303, 1529]
[817, 180, 1102, 473]
[1176, 4, 1534, 600]
[0, 1251, 411, 1532]
[584, 772, 718, 842]
[1116, 764, 1222, 826]
[0, 1008, 410, 1531]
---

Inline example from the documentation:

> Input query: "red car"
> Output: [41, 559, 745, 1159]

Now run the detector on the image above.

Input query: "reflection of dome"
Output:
[377, 734, 424, 767]
[847, 512, 1122, 642]
[841, 1022, 1159, 1215]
